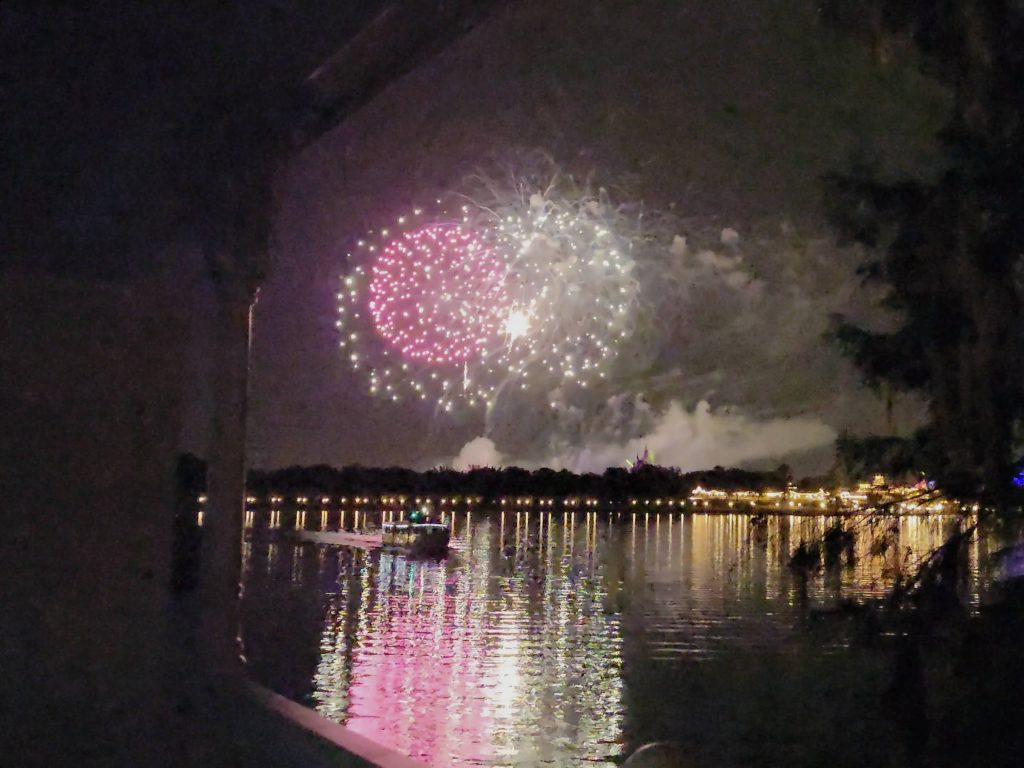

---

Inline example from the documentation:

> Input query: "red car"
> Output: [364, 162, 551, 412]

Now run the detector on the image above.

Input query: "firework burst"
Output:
[337, 176, 641, 414]
[367, 222, 509, 365]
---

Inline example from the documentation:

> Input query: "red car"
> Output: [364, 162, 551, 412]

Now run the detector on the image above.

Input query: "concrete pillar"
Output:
[197, 279, 259, 684]
[0, 273, 185, 767]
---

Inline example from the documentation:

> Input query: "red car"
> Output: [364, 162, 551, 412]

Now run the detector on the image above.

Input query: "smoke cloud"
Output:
[458, 205, 887, 474]
[452, 436, 504, 470]
[453, 400, 835, 473]
[557, 400, 836, 473]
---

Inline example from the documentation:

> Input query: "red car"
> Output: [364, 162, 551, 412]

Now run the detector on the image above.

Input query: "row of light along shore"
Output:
[194, 477, 982, 526]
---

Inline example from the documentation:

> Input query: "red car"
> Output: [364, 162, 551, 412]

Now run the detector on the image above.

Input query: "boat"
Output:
[381, 507, 450, 556]
[295, 505, 449, 556]
[381, 521, 450, 556]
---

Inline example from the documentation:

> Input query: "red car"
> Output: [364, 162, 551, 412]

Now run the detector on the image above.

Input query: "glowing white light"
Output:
[504, 309, 531, 340]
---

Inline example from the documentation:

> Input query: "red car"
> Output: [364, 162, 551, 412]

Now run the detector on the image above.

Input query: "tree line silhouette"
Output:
[178, 453, 797, 502]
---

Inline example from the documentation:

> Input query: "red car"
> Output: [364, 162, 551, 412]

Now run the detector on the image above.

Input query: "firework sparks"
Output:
[367, 223, 509, 365]
[337, 177, 641, 413]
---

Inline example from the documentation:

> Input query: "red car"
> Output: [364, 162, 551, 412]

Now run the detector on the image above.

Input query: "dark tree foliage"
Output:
[245, 462, 790, 502]
[834, 432, 935, 484]
[822, 0, 1024, 504]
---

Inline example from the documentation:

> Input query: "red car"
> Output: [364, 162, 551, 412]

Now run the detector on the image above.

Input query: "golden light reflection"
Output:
[244, 509, 991, 768]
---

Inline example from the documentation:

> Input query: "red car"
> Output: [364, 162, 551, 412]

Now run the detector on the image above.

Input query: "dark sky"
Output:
[245, 0, 945, 472]
[6, 1, 949, 474]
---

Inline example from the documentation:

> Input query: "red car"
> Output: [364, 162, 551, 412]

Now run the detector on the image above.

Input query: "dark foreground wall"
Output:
[0, 272, 186, 767]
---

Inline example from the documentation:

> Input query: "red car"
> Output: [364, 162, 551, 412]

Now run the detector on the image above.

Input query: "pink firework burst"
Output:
[367, 223, 511, 365]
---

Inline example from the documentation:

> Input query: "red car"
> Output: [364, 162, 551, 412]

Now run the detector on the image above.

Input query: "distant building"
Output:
[626, 446, 653, 472]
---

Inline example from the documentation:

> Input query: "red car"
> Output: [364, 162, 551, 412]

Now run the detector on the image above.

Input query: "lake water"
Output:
[240, 510, 995, 767]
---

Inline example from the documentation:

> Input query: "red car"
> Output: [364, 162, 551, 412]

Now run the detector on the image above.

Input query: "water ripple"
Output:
[242, 511, 986, 767]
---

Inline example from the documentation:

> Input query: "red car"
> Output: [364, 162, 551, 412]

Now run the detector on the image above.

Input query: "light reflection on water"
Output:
[241, 511, 991, 767]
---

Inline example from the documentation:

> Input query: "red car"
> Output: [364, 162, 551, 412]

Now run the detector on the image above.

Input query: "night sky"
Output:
[6, 1, 948, 474]
[244, 0, 944, 472]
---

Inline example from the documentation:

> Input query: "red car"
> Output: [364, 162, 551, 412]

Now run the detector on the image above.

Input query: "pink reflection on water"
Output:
[313, 514, 626, 767]
[303, 511, 983, 767]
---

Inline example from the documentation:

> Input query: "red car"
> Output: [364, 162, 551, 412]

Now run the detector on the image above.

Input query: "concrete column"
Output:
[198, 278, 259, 684]
[0, 273, 185, 767]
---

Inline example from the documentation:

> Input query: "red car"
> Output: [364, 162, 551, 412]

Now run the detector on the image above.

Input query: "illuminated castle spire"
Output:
[625, 446, 653, 472]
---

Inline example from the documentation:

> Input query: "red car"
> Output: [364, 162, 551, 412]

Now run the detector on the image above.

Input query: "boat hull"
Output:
[381, 522, 450, 557]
